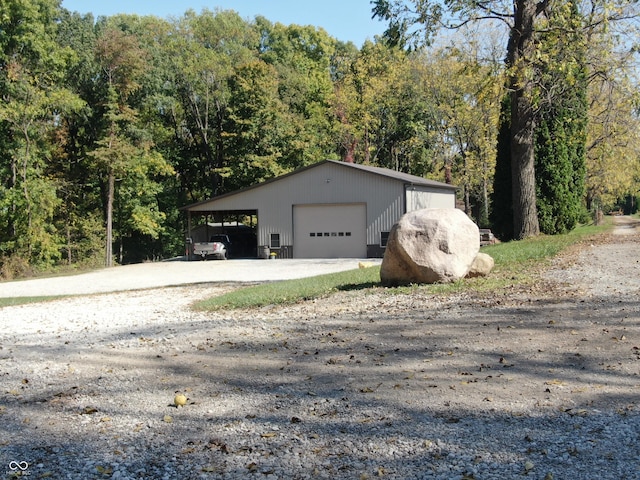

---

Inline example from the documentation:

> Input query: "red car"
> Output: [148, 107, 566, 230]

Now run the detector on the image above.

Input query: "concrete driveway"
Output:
[0, 258, 381, 298]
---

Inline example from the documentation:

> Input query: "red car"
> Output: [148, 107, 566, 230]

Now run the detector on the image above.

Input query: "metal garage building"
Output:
[182, 160, 457, 258]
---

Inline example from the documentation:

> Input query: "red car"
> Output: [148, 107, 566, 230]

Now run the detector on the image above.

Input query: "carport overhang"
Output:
[183, 208, 258, 240]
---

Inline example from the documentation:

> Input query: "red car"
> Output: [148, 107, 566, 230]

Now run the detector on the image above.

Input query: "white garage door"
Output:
[293, 204, 366, 258]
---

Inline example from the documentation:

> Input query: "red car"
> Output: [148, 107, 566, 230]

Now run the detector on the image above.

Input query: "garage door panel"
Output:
[293, 204, 366, 258]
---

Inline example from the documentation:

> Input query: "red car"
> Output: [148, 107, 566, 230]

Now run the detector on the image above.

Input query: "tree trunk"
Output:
[482, 177, 489, 226]
[508, 0, 541, 239]
[510, 90, 539, 238]
[105, 171, 114, 267]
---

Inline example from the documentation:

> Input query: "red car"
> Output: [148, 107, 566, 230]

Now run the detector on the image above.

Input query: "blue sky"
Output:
[60, 0, 387, 46]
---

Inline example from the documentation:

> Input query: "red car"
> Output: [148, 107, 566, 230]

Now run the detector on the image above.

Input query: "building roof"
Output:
[334, 161, 455, 188]
[182, 159, 456, 211]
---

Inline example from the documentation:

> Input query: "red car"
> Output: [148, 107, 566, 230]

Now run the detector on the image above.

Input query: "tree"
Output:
[90, 25, 173, 266]
[0, 0, 82, 269]
[221, 59, 293, 190]
[53, 9, 104, 266]
[372, 0, 546, 237]
[534, 2, 588, 234]
[582, 5, 640, 213]
[490, 96, 514, 239]
[257, 19, 338, 169]
[415, 42, 501, 221]
[585, 66, 640, 211]
[162, 9, 258, 201]
[331, 40, 440, 175]
[373, 0, 639, 239]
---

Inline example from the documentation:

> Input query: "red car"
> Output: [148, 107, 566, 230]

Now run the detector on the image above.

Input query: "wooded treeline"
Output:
[0, 0, 638, 276]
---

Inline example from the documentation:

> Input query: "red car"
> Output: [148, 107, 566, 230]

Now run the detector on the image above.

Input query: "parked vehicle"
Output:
[479, 229, 495, 246]
[192, 234, 231, 260]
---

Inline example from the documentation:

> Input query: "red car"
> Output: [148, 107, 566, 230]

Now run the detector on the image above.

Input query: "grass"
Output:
[0, 296, 67, 308]
[194, 264, 382, 311]
[195, 219, 613, 311]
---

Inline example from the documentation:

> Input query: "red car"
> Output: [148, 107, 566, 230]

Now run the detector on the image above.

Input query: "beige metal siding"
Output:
[406, 185, 456, 210]
[187, 162, 456, 256]
[189, 162, 406, 248]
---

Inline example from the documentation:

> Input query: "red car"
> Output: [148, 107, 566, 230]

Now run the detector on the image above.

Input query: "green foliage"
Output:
[489, 95, 514, 240]
[0, 2, 636, 276]
[0, 0, 82, 267]
[534, 2, 588, 235]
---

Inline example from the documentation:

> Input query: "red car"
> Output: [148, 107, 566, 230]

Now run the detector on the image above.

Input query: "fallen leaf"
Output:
[544, 379, 565, 386]
[163, 415, 173, 423]
[96, 465, 113, 475]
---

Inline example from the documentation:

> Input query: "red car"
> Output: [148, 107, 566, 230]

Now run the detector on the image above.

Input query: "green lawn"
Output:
[195, 220, 612, 311]
[0, 296, 67, 308]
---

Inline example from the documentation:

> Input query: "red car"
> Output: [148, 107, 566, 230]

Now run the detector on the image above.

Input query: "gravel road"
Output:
[0, 218, 638, 479]
[0, 258, 382, 298]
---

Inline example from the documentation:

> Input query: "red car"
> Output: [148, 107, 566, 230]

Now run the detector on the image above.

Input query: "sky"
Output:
[60, 0, 387, 46]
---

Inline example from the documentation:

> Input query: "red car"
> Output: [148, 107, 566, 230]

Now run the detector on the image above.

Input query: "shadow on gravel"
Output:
[2, 293, 639, 479]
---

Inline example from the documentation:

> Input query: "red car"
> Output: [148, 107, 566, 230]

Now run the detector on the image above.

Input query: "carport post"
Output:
[186, 211, 193, 259]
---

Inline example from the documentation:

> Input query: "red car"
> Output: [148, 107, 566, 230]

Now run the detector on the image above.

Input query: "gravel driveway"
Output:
[0, 218, 638, 479]
[0, 258, 381, 298]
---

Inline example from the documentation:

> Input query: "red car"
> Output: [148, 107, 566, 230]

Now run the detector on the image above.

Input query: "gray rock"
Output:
[380, 208, 479, 286]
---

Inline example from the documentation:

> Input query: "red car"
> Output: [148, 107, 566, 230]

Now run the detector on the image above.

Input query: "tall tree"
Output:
[372, 0, 639, 239]
[332, 40, 439, 175]
[535, 2, 588, 234]
[505, 0, 542, 239]
[53, 9, 104, 266]
[416, 42, 501, 220]
[257, 19, 338, 168]
[582, 4, 640, 212]
[490, 95, 514, 239]
[0, 0, 82, 268]
[90, 25, 173, 266]
[163, 9, 257, 201]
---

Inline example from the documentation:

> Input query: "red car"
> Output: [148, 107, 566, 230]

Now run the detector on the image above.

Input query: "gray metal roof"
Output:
[182, 159, 456, 210]
[332, 160, 456, 189]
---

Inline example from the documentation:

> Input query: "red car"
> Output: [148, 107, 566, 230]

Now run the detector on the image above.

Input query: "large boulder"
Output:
[380, 208, 480, 286]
